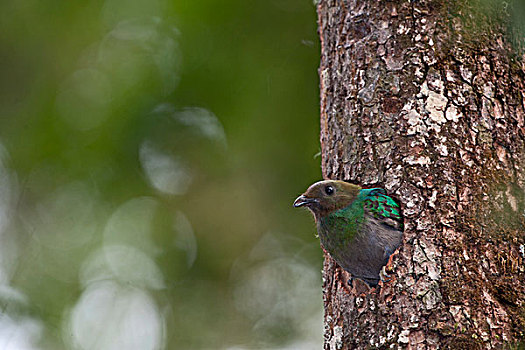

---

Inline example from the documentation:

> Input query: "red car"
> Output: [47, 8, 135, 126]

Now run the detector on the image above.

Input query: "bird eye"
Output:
[325, 185, 335, 195]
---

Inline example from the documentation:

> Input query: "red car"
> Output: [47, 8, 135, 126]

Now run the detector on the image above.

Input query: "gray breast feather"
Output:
[336, 215, 403, 286]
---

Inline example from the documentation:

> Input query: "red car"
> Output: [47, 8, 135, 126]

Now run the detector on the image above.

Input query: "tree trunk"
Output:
[317, 0, 525, 348]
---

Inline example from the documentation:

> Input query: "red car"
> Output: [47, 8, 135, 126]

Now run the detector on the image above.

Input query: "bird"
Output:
[294, 180, 403, 286]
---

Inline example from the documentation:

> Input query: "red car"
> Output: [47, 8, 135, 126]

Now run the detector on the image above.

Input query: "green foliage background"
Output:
[0, 0, 321, 349]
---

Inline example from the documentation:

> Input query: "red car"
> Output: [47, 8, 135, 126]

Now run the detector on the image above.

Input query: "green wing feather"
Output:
[359, 188, 403, 230]
[319, 188, 403, 251]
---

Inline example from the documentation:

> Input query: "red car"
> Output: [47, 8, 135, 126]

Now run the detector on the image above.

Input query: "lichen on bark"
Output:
[317, 0, 525, 348]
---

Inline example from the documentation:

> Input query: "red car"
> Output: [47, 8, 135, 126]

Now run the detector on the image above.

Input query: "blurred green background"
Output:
[0, 0, 321, 349]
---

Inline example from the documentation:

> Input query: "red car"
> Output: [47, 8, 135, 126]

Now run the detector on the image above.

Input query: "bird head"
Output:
[293, 180, 361, 220]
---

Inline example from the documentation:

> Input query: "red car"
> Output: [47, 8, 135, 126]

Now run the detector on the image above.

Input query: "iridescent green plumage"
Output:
[294, 181, 404, 286]
[361, 188, 403, 231]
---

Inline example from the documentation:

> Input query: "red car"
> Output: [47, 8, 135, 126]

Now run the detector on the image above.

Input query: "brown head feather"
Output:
[294, 180, 361, 221]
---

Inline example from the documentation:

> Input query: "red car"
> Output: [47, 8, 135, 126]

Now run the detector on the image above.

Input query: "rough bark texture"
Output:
[317, 0, 525, 348]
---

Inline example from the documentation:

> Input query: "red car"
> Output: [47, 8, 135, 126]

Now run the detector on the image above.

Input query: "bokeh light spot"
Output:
[173, 211, 197, 268]
[103, 197, 160, 255]
[80, 245, 164, 290]
[28, 182, 99, 250]
[98, 18, 181, 97]
[173, 107, 227, 148]
[67, 281, 164, 350]
[0, 315, 42, 350]
[140, 142, 192, 196]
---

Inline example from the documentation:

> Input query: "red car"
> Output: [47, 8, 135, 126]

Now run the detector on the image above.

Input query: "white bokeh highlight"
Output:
[173, 107, 227, 148]
[103, 197, 160, 255]
[67, 281, 164, 350]
[139, 142, 192, 196]
[80, 245, 165, 290]
[0, 315, 43, 350]
[173, 211, 197, 268]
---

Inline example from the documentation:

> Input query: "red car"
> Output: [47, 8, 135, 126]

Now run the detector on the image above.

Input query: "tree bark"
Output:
[317, 0, 525, 348]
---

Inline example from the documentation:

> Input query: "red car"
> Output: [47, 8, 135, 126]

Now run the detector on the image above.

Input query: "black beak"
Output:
[293, 195, 318, 208]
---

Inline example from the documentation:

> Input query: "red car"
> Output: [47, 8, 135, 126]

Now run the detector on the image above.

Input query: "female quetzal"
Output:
[294, 180, 403, 286]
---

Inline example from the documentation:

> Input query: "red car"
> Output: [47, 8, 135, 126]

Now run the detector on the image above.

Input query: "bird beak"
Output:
[293, 195, 318, 208]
